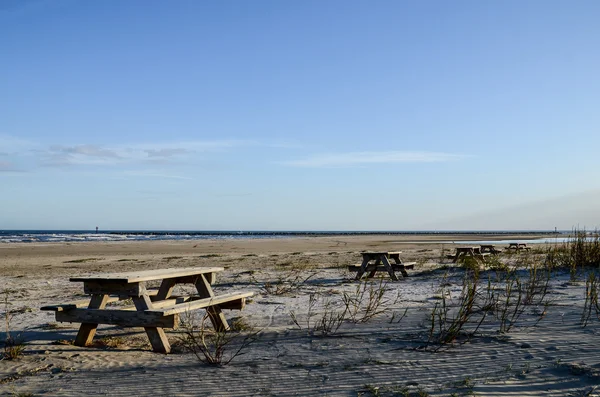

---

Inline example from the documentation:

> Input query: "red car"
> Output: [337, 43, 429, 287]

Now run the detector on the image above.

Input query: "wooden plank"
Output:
[380, 256, 399, 280]
[348, 264, 412, 272]
[152, 292, 254, 316]
[70, 267, 224, 283]
[361, 251, 402, 255]
[388, 253, 403, 264]
[122, 295, 193, 310]
[42, 296, 120, 312]
[354, 256, 372, 280]
[133, 291, 172, 353]
[195, 274, 230, 331]
[55, 309, 178, 328]
[195, 273, 215, 298]
[41, 289, 160, 312]
[74, 294, 109, 347]
[84, 281, 144, 296]
[156, 279, 177, 300]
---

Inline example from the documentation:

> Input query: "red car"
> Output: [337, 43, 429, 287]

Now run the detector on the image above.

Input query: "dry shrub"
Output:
[1, 289, 25, 361]
[427, 261, 552, 349]
[262, 270, 317, 295]
[178, 313, 259, 366]
[290, 278, 398, 336]
[581, 271, 600, 327]
[545, 229, 600, 280]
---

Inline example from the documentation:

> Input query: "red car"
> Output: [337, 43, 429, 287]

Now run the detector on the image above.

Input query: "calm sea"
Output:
[0, 229, 566, 244]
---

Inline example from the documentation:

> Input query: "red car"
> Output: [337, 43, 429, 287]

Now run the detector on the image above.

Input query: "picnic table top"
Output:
[360, 251, 402, 255]
[69, 266, 224, 283]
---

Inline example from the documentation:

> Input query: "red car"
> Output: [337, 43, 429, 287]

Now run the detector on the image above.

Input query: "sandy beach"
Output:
[1, 234, 599, 396]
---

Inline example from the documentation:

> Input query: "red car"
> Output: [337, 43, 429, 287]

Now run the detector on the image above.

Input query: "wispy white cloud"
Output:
[136, 139, 252, 153]
[40, 144, 122, 166]
[123, 170, 194, 180]
[0, 135, 295, 169]
[145, 148, 190, 158]
[282, 151, 465, 168]
[28, 139, 253, 167]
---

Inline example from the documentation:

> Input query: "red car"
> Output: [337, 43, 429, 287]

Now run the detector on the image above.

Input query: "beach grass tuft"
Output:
[2, 290, 26, 361]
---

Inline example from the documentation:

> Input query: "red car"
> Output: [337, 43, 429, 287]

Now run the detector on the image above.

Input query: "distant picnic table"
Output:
[41, 267, 253, 353]
[348, 251, 415, 281]
[480, 244, 502, 254]
[507, 243, 531, 251]
[448, 247, 491, 263]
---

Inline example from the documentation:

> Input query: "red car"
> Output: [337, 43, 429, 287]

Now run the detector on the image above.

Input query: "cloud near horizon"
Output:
[281, 151, 465, 168]
[123, 170, 195, 180]
[0, 137, 257, 168]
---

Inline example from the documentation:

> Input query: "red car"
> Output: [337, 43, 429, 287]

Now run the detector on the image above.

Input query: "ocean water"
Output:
[441, 237, 595, 245]
[0, 229, 567, 244]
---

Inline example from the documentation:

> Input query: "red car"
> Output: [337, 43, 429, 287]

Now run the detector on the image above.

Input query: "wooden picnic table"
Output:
[348, 251, 416, 281]
[451, 247, 490, 263]
[507, 243, 531, 250]
[480, 244, 501, 254]
[41, 267, 253, 353]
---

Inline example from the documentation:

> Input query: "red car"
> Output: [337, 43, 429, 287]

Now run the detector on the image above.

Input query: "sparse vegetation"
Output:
[290, 278, 399, 336]
[343, 277, 396, 323]
[428, 269, 486, 347]
[262, 269, 317, 295]
[290, 293, 346, 336]
[163, 256, 183, 261]
[177, 313, 259, 366]
[93, 336, 127, 349]
[63, 257, 100, 263]
[1, 290, 25, 361]
[545, 229, 600, 280]
[581, 271, 600, 327]
[427, 257, 553, 348]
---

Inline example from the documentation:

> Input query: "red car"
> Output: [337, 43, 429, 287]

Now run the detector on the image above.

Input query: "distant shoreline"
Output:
[1, 229, 566, 234]
[0, 229, 564, 244]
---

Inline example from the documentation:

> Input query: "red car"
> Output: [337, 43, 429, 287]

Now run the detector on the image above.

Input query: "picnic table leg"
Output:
[74, 294, 109, 347]
[389, 255, 409, 277]
[132, 292, 171, 354]
[155, 278, 177, 301]
[367, 258, 381, 278]
[195, 273, 230, 332]
[380, 255, 399, 281]
[355, 256, 370, 280]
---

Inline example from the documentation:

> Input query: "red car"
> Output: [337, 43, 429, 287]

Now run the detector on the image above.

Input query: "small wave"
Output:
[0, 229, 566, 244]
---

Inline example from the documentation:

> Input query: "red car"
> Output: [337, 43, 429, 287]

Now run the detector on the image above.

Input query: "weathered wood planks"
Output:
[69, 267, 224, 283]
[42, 266, 253, 353]
[150, 292, 254, 316]
[56, 308, 178, 328]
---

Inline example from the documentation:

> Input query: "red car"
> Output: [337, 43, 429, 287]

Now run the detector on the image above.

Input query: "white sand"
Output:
[1, 236, 599, 396]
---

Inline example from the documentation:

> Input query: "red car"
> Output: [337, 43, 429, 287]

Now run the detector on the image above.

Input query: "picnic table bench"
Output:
[348, 251, 416, 281]
[507, 243, 531, 251]
[447, 247, 491, 263]
[41, 267, 253, 353]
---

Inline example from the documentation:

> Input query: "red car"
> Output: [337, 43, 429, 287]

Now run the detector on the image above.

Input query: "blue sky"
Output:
[1, 0, 599, 230]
